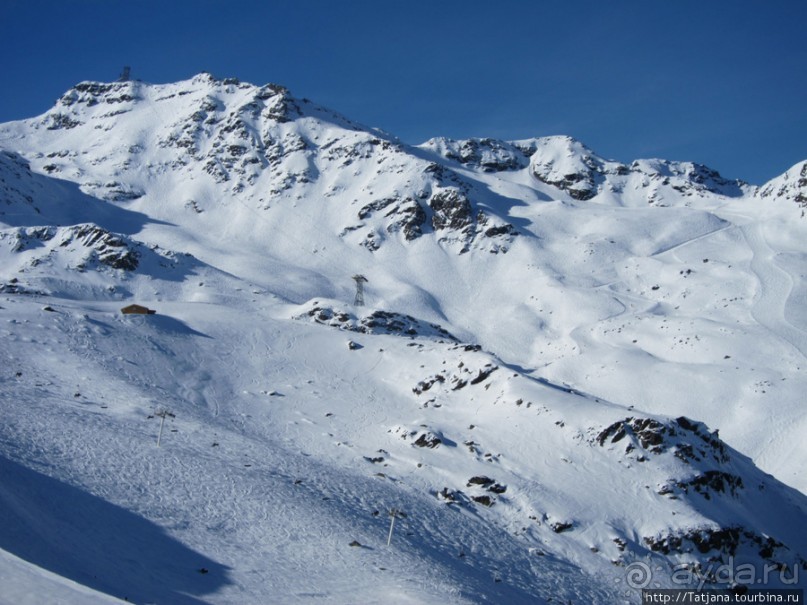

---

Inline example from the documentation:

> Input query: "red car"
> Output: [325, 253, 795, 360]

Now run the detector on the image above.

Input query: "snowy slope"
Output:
[1, 74, 806, 604]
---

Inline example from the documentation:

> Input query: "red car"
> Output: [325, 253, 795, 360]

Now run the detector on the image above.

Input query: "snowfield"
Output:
[0, 74, 806, 604]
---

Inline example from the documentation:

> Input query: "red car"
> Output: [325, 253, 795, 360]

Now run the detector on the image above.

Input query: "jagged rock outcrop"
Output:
[528, 136, 748, 203]
[421, 137, 532, 172]
[594, 414, 806, 579]
[758, 160, 807, 208]
[1, 224, 141, 272]
[12, 74, 522, 254]
[295, 302, 458, 341]
[424, 133, 752, 206]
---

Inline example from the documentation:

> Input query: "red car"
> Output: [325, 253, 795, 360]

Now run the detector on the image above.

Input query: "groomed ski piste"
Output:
[1, 74, 806, 604]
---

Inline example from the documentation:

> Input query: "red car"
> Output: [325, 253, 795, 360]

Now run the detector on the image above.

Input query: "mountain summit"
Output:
[1, 75, 806, 604]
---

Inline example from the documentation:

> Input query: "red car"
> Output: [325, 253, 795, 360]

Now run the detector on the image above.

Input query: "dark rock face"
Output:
[46, 114, 82, 130]
[797, 163, 807, 206]
[597, 416, 669, 451]
[596, 416, 728, 464]
[643, 526, 796, 569]
[687, 470, 743, 497]
[66, 82, 137, 105]
[429, 189, 474, 232]
[358, 196, 427, 242]
[71, 224, 141, 271]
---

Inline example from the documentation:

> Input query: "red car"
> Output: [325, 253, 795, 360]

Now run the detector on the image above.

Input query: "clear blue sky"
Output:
[1, 0, 804, 184]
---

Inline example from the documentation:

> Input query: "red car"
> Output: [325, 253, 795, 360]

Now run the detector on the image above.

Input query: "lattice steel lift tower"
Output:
[352, 274, 368, 306]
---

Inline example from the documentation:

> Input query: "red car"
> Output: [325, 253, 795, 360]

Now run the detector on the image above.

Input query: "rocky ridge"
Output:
[1, 74, 806, 602]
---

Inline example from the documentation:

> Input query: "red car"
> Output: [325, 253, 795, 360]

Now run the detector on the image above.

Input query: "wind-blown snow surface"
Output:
[1, 74, 807, 604]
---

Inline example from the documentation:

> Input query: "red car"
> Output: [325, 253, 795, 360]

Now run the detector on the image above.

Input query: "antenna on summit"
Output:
[118, 66, 131, 82]
[352, 275, 368, 306]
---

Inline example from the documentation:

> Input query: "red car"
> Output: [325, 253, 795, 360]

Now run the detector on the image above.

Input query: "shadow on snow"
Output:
[0, 455, 231, 603]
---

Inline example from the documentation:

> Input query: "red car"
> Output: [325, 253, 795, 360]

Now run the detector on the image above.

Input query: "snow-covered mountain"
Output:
[1, 74, 806, 604]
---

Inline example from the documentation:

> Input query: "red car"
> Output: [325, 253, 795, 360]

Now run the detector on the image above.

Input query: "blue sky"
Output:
[1, 0, 804, 184]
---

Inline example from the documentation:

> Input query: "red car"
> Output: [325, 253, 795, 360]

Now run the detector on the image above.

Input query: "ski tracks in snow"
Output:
[740, 223, 807, 360]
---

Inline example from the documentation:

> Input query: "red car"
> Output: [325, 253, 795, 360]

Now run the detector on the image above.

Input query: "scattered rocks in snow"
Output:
[757, 160, 807, 208]
[596, 416, 744, 507]
[0, 281, 45, 295]
[413, 374, 445, 394]
[659, 470, 744, 499]
[390, 425, 453, 449]
[413, 359, 497, 398]
[437, 486, 493, 508]
[470, 365, 497, 384]
[4, 74, 807, 601]
[644, 526, 797, 568]
[464, 476, 506, 506]
[296, 303, 458, 342]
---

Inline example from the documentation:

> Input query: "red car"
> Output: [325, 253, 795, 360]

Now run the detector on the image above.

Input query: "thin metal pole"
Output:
[387, 511, 396, 546]
[157, 414, 166, 447]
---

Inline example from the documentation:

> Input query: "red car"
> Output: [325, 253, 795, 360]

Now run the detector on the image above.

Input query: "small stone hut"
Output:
[120, 304, 156, 315]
